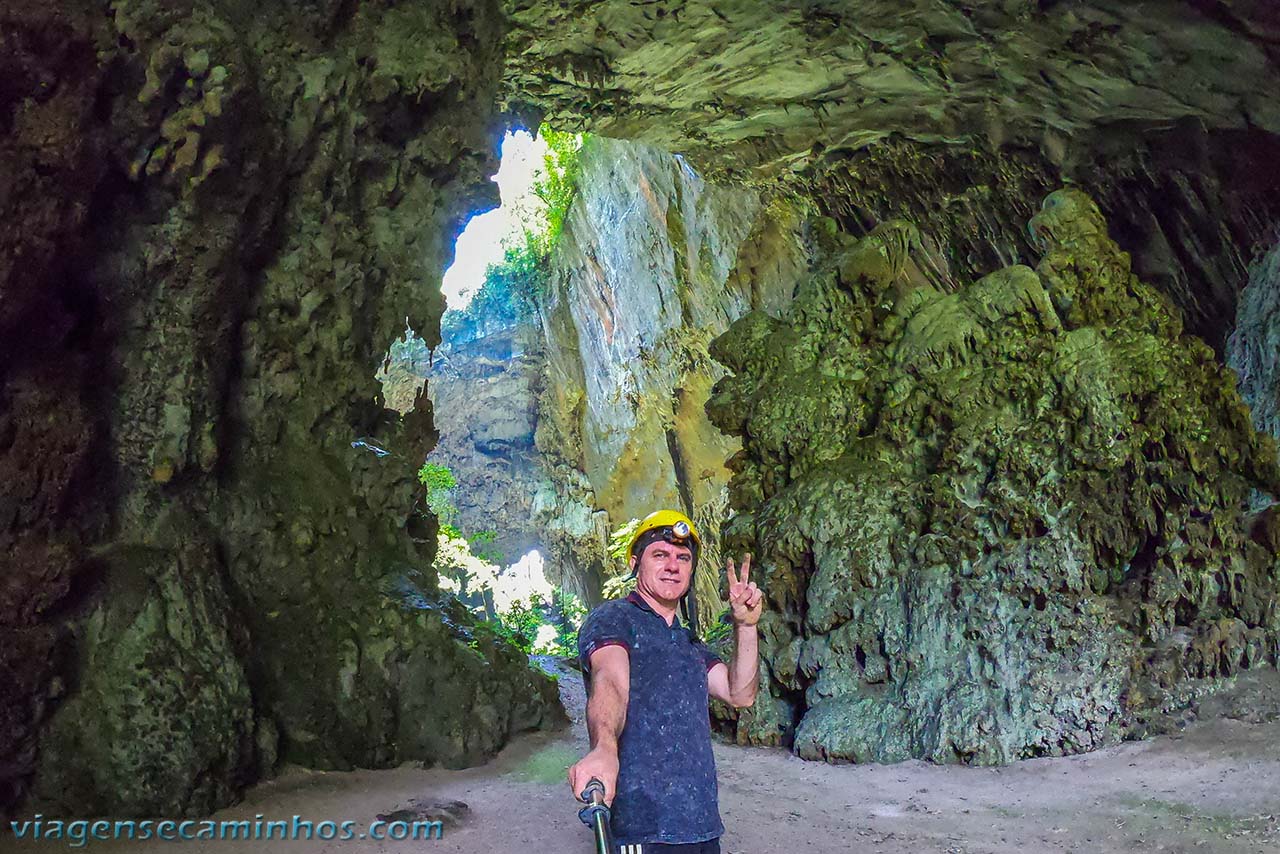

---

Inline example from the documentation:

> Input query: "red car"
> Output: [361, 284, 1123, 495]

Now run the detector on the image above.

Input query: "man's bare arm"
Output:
[708, 623, 759, 708]
[568, 645, 630, 804]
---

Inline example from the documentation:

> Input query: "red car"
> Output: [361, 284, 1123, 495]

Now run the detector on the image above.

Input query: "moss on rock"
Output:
[707, 189, 1280, 762]
[5, 0, 565, 816]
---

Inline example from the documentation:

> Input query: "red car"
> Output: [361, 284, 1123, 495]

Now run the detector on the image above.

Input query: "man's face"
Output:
[631, 539, 694, 604]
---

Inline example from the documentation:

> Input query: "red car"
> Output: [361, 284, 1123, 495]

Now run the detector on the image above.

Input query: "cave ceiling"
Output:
[502, 0, 1280, 182]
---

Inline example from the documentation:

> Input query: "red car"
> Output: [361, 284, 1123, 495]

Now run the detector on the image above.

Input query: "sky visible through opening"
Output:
[441, 129, 549, 311]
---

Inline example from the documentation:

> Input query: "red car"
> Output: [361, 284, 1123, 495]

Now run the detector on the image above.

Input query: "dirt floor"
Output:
[8, 661, 1280, 854]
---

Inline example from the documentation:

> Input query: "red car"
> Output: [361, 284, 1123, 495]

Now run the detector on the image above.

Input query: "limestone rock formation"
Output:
[6, 0, 1280, 821]
[802, 126, 1280, 350]
[1229, 240, 1280, 446]
[505, 1, 1280, 180]
[505, 3, 1280, 349]
[1, 0, 562, 817]
[707, 190, 1280, 762]
[532, 137, 808, 606]
[425, 325, 546, 566]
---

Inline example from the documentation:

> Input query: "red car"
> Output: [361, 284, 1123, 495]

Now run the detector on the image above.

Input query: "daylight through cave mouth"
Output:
[379, 123, 589, 660]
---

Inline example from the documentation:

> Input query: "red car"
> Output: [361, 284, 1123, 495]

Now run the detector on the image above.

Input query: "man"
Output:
[568, 510, 764, 854]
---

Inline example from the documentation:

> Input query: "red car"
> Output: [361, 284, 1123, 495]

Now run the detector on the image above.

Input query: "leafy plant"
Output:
[543, 587, 587, 656]
[440, 236, 550, 341]
[492, 596, 545, 654]
[418, 461, 457, 492]
[467, 529, 503, 565]
[418, 461, 458, 525]
[440, 124, 586, 344]
[599, 517, 642, 599]
[434, 525, 499, 610]
[532, 127, 586, 245]
[607, 517, 642, 562]
[702, 608, 734, 646]
[601, 572, 637, 601]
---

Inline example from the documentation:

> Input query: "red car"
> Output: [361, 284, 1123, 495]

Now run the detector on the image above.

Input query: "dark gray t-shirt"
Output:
[578, 592, 725, 846]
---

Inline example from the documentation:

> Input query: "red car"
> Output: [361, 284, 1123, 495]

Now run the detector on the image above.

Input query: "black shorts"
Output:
[615, 840, 721, 854]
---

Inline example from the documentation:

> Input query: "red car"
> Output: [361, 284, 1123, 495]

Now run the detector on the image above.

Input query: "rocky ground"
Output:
[10, 659, 1279, 854]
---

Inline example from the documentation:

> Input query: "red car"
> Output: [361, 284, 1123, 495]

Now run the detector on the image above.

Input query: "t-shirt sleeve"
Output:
[577, 604, 635, 672]
[696, 640, 723, 672]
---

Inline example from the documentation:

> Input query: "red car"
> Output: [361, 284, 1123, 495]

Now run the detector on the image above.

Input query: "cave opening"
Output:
[378, 125, 589, 660]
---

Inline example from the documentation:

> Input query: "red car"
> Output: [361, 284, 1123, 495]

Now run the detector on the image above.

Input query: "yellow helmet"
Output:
[627, 509, 701, 561]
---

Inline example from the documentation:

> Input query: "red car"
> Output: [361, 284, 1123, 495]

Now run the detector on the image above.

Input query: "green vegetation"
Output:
[601, 517, 642, 599]
[607, 517, 642, 562]
[421, 459, 587, 657]
[487, 588, 586, 657]
[465, 529, 503, 565]
[546, 586, 588, 654]
[490, 596, 545, 653]
[507, 743, 582, 784]
[418, 461, 457, 526]
[440, 237, 549, 340]
[532, 127, 586, 246]
[440, 125, 586, 343]
[702, 609, 733, 646]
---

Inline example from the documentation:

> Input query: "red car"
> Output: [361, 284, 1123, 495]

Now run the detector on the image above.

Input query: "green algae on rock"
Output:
[707, 189, 1280, 763]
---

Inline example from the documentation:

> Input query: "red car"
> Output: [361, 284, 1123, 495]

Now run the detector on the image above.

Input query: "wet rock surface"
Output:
[707, 190, 1280, 762]
[1229, 239, 1280, 447]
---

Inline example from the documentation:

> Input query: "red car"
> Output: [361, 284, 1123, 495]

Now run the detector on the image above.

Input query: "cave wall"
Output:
[1230, 238, 1280, 446]
[0, 0, 562, 818]
[506, 0, 1280, 352]
[0, 0, 116, 815]
[505, 0, 1280, 767]
[707, 190, 1280, 760]
[425, 324, 546, 566]
[806, 122, 1280, 354]
[531, 137, 808, 608]
[7, 0, 1280, 817]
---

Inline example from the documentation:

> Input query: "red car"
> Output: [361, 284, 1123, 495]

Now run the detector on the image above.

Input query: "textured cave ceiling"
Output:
[502, 0, 1280, 182]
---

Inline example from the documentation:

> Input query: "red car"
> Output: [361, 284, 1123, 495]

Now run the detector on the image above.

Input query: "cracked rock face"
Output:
[424, 325, 547, 567]
[504, 1, 1280, 181]
[531, 137, 808, 606]
[1229, 240, 1280, 450]
[707, 190, 1280, 762]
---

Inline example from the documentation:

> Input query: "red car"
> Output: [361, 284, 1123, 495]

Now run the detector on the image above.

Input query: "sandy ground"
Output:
[7, 661, 1279, 854]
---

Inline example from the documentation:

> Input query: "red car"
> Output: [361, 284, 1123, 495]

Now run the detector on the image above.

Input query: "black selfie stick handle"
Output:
[578, 778, 613, 854]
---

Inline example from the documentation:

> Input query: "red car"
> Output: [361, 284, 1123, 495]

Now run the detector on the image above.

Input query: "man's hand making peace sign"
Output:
[726, 553, 764, 626]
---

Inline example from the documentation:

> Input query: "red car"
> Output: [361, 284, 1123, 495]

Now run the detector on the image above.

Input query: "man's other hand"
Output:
[568, 746, 620, 805]
[727, 553, 764, 626]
